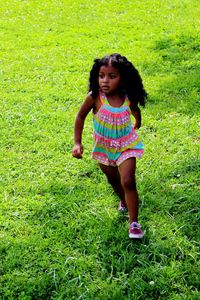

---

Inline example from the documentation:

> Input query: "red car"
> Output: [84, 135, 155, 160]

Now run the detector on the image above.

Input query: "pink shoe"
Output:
[118, 201, 128, 213]
[129, 222, 144, 238]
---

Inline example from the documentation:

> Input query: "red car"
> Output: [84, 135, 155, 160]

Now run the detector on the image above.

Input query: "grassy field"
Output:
[0, 0, 199, 299]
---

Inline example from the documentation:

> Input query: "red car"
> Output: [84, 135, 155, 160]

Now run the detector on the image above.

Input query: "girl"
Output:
[72, 53, 147, 238]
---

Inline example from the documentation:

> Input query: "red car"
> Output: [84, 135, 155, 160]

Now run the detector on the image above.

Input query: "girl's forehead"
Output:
[99, 65, 119, 74]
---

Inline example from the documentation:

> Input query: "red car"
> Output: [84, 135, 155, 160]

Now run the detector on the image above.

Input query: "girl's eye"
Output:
[99, 73, 104, 78]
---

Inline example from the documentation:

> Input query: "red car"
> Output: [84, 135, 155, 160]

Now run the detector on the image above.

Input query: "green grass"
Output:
[0, 0, 199, 299]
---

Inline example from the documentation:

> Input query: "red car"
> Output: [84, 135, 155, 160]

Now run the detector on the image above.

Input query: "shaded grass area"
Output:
[0, 0, 199, 299]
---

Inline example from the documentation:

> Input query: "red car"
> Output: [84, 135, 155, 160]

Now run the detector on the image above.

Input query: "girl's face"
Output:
[98, 65, 121, 95]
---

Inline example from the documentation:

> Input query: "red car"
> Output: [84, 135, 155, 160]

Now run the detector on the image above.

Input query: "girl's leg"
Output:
[99, 163, 126, 205]
[118, 157, 139, 224]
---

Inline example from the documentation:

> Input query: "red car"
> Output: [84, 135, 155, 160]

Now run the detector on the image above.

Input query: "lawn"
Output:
[0, 0, 199, 299]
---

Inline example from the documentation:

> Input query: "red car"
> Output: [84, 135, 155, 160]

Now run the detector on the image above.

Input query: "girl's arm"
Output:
[130, 105, 142, 129]
[72, 94, 95, 158]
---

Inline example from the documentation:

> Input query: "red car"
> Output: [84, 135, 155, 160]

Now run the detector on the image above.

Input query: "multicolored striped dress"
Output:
[92, 93, 144, 166]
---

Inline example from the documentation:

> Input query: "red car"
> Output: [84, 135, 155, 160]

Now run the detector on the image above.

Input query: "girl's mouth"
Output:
[101, 85, 109, 90]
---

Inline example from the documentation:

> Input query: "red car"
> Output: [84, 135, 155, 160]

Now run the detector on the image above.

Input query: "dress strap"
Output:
[125, 95, 131, 107]
[100, 92, 130, 107]
[99, 92, 107, 105]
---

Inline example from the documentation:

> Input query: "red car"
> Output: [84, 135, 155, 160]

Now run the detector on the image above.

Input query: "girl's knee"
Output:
[121, 175, 136, 190]
[107, 175, 119, 187]
[99, 165, 121, 187]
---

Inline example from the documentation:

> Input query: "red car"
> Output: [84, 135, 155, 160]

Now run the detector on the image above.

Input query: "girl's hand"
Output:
[134, 120, 141, 130]
[72, 143, 83, 159]
[131, 105, 141, 130]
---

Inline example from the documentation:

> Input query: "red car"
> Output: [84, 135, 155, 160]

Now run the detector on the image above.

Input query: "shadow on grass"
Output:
[143, 34, 199, 116]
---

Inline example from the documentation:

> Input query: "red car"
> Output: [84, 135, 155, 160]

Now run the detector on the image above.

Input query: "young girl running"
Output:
[72, 53, 147, 238]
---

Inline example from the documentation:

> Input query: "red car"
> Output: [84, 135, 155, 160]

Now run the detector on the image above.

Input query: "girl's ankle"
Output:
[130, 220, 138, 225]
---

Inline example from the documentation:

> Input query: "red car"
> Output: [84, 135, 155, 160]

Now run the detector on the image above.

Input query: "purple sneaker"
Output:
[118, 201, 128, 213]
[129, 222, 144, 238]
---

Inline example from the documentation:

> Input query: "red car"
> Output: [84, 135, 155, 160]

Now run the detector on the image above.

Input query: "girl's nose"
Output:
[103, 76, 109, 83]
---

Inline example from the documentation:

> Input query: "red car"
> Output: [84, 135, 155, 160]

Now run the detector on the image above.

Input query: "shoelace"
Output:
[130, 222, 141, 229]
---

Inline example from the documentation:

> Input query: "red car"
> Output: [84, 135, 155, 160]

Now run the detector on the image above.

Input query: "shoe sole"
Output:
[129, 233, 144, 239]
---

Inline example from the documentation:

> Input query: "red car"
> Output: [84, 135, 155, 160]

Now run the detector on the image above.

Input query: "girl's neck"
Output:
[102, 89, 125, 101]
[104, 92, 126, 108]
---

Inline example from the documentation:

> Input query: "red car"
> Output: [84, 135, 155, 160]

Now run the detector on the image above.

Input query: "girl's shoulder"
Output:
[86, 91, 94, 100]
[84, 92, 101, 114]
[85, 92, 99, 104]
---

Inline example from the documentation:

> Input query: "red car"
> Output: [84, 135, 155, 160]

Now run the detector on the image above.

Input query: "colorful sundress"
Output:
[92, 93, 144, 166]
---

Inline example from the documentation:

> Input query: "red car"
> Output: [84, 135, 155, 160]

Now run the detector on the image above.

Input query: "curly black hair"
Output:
[88, 53, 147, 107]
